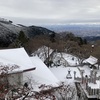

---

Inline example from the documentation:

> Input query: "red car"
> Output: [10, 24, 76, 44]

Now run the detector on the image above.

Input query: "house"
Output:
[0, 48, 59, 91]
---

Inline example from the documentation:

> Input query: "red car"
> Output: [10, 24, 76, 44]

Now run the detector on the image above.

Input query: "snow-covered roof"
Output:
[84, 56, 98, 65]
[29, 56, 59, 85]
[0, 48, 35, 72]
[0, 48, 59, 91]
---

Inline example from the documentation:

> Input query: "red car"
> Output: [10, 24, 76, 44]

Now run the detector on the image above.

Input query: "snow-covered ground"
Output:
[50, 66, 81, 83]
[62, 53, 79, 66]
[51, 52, 79, 67]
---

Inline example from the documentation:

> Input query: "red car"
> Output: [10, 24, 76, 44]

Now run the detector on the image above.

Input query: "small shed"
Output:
[84, 56, 98, 68]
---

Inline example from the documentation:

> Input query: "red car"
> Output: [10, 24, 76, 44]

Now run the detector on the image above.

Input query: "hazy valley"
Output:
[44, 24, 100, 41]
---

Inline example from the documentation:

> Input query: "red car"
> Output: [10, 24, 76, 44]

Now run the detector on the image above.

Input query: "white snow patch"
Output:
[50, 66, 81, 83]
[52, 53, 79, 67]
[63, 53, 79, 66]
[84, 55, 98, 65]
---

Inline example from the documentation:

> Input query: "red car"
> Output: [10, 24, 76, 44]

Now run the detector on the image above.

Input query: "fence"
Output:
[87, 86, 100, 96]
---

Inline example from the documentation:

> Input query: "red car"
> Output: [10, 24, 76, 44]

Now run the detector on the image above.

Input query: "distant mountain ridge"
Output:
[44, 24, 100, 37]
[0, 17, 100, 47]
[0, 18, 55, 47]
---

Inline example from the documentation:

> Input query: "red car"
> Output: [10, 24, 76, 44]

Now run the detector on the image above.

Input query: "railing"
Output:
[87, 86, 100, 96]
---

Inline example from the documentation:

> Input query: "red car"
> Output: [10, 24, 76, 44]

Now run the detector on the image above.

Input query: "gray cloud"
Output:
[0, 0, 100, 25]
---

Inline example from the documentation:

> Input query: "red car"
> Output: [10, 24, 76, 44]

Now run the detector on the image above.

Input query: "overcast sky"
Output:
[0, 0, 100, 25]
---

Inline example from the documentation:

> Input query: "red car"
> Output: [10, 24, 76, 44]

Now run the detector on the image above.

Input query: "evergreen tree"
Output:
[49, 33, 56, 42]
[18, 31, 29, 46]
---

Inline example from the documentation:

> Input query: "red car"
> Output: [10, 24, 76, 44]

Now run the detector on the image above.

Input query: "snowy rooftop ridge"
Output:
[84, 55, 98, 65]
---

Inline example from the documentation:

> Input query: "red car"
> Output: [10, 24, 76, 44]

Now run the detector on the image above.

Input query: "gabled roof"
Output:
[84, 56, 98, 65]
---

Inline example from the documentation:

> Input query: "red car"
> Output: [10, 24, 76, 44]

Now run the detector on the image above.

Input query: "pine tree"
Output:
[17, 31, 29, 46]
